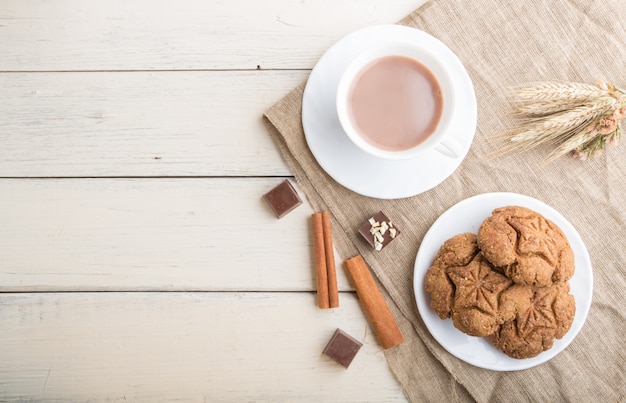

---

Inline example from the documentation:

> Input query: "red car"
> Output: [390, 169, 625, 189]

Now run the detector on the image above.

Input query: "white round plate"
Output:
[413, 193, 593, 371]
[302, 25, 477, 199]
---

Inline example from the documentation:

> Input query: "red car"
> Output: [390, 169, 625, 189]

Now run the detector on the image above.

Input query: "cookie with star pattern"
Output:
[424, 232, 480, 321]
[424, 233, 513, 337]
[477, 206, 575, 287]
[486, 282, 576, 359]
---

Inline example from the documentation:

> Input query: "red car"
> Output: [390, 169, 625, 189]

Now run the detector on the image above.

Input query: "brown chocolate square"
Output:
[322, 328, 362, 368]
[262, 180, 302, 218]
[358, 211, 400, 251]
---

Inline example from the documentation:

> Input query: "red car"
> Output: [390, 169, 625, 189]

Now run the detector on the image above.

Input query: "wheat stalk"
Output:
[500, 96, 616, 151]
[547, 125, 603, 162]
[496, 80, 626, 161]
[510, 81, 605, 116]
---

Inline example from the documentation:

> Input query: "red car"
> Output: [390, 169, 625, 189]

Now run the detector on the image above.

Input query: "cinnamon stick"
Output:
[321, 211, 339, 308]
[344, 255, 404, 349]
[312, 213, 329, 309]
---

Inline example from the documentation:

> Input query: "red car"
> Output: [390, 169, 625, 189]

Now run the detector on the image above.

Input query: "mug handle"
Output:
[434, 137, 463, 159]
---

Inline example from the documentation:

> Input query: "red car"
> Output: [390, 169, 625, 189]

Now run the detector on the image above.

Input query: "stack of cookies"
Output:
[424, 206, 576, 359]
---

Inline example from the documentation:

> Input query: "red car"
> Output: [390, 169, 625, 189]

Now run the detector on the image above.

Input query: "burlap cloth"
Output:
[264, 0, 626, 401]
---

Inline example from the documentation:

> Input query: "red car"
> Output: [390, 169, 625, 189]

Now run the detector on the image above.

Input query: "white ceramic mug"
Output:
[336, 43, 461, 160]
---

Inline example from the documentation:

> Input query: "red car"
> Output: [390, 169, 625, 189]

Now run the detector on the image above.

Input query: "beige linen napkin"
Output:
[264, 0, 626, 401]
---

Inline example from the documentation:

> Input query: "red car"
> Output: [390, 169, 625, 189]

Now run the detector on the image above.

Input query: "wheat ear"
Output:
[500, 96, 618, 155]
[510, 81, 606, 116]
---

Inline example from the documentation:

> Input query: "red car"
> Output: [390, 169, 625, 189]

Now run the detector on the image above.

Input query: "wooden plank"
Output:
[0, 0, 423, 71]
[0, 178, 361, 292]
[0, 291, 407, 402]
[0, 70, 305, 177]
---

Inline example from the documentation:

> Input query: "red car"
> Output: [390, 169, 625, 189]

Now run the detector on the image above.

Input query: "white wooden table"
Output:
[0, 1, 427, 400]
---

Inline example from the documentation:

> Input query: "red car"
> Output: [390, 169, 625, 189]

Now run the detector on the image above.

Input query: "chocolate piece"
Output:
[262, 180, 302, 218]
[322, 328, 362, 368]
[358, 211, 400, 251]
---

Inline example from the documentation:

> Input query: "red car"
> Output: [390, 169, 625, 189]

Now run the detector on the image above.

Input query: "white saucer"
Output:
[302, 25, 477, 199]
[413, 193, 593, 371]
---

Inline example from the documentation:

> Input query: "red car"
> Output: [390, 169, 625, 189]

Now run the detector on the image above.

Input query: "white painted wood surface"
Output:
[0, 292, 405, 401]
[0, 71, 302, 177]
[0, 0, 429, 400]
[0, 178, 356, 292]
[0, 0, 419, 71]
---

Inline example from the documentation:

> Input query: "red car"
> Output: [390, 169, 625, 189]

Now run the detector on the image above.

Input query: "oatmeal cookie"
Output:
[477, 206, 575, 287]
[424, 233, 479, 320]
[487, 282, 576, 359]
[447, 254, 513, 336]
[424, 233, 513, 337]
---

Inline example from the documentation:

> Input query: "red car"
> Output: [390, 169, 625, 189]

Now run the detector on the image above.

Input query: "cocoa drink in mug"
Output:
[336, 44, 461, 159]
